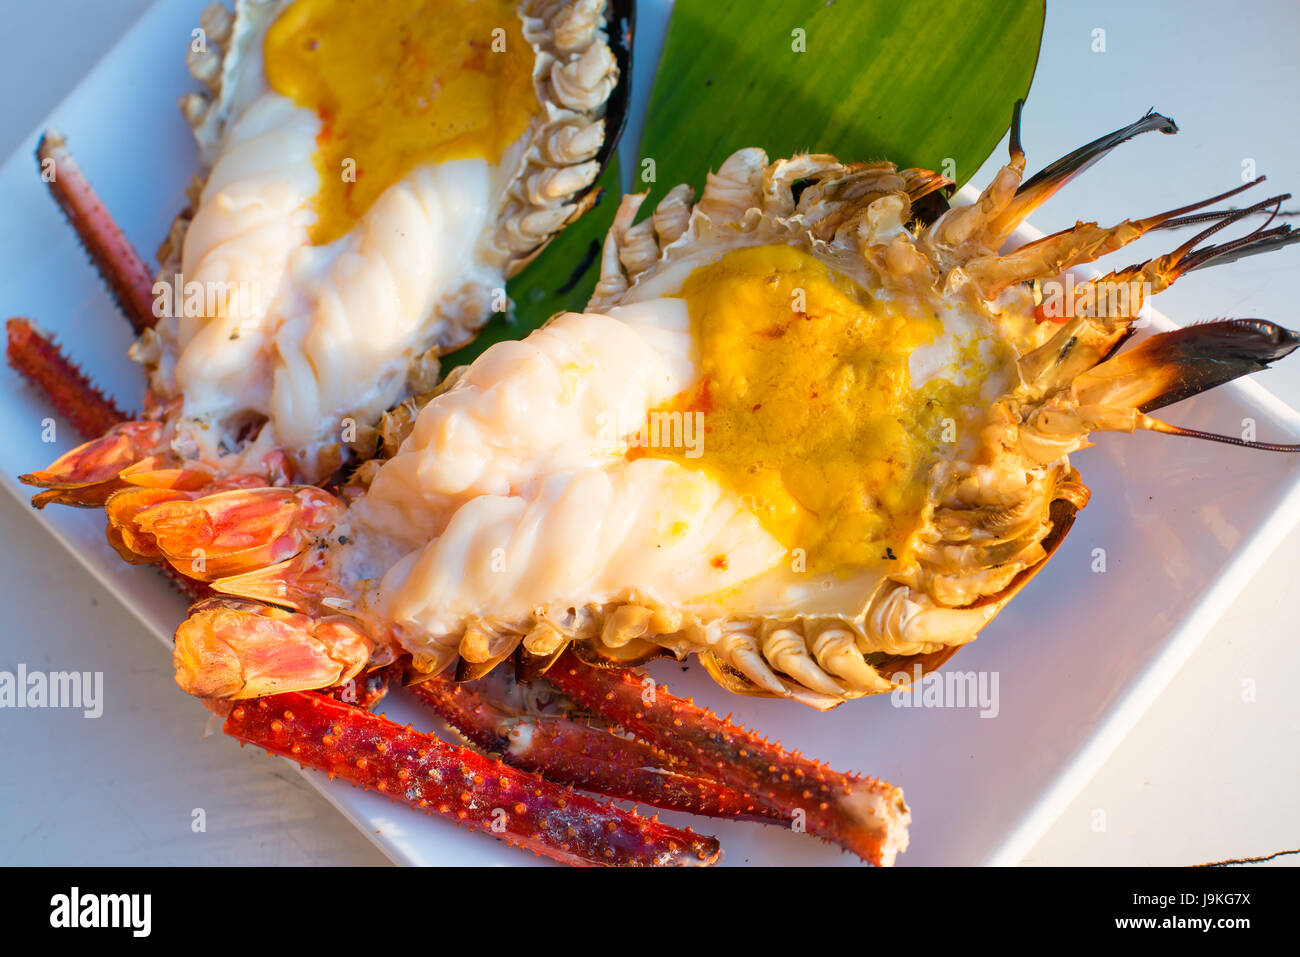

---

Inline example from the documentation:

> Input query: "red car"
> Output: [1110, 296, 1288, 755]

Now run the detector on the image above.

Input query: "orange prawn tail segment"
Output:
[8, 315, 163, 508]
[147, 484, 390, 701]
[126, 486, 346, 583]
[175, 598, 372, 700]
[19, 419, 166, 508]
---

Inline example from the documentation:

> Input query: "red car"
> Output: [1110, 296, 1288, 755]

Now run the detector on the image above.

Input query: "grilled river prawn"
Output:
[19, 0, 631, 527]
[124, 107, 1298, 703]
[12, 105, 1299, 865]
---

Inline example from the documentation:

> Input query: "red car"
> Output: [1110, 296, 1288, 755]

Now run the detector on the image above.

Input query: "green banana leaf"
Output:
[445, 0, 1043, 369]
[637, 0, 1044, 198]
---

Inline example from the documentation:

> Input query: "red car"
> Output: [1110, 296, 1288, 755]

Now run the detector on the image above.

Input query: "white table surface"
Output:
[0, 0, 1296, 866]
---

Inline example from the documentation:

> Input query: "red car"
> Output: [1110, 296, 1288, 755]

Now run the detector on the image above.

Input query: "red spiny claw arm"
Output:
[37, 131, 157, 334]
[7, 317, 126, 438]
[224, 691, 722, 867]
[545, 652, 911, 866]
[409, 678, 787, 825]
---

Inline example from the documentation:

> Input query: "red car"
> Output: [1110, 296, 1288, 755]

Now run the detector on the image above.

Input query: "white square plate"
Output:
[3, 0, 1299, 866]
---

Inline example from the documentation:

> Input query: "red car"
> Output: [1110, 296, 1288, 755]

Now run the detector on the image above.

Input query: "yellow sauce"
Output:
[265, 0, 540, 245]
[644, 244, 981, 574]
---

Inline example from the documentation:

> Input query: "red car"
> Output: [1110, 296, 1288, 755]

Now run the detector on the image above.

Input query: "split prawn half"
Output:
[145, 103, 1299, 706]
[15, 0, 632, 545]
